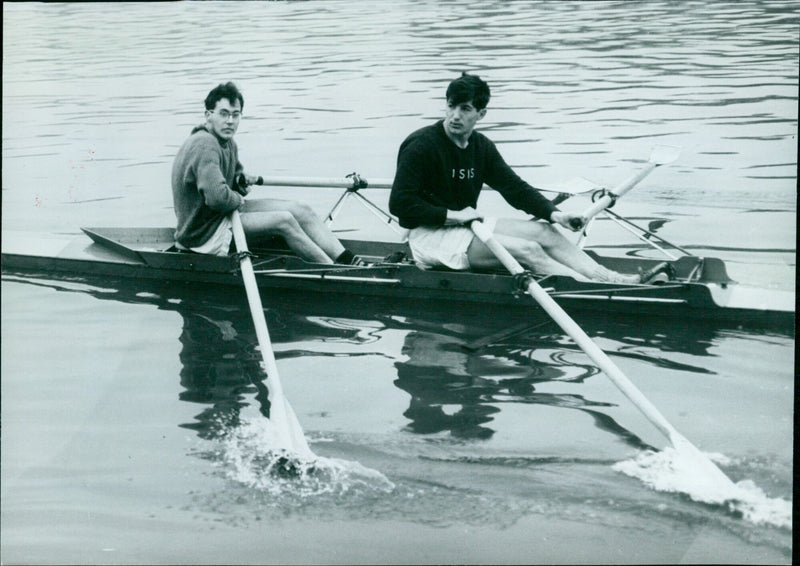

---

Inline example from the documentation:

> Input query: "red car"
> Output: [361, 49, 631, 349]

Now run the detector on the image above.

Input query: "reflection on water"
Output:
[3, 272, 771, 451]
[396, 332, 503, 440]
[2, 272, 794, 552]
[394, 330, 608, 441]
[176, 307, 268, 439]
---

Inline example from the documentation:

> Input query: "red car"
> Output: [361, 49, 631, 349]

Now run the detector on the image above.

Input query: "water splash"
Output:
[613, 446, 792, 529]
[218, 416, 395, 498]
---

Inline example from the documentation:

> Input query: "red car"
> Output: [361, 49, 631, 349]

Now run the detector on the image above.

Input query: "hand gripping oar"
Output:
[470, 220, 737, 490]
[579, 145, 681, 224]
[231, 210, 313, 458]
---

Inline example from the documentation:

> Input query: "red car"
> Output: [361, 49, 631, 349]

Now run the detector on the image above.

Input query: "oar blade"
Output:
[266, 391, 314, 458]
[650, 144, 681, 165]
[670, 432, 738, 495]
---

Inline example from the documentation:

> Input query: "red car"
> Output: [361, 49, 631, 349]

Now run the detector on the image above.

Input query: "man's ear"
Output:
[478, 108, 487, 120]
[204, 109, 212, 120]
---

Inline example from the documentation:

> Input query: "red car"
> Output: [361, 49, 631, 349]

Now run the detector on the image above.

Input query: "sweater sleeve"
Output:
[193, 139, 244, 212]
[389, 141, 448, 228]
[484, 142, 557, 221]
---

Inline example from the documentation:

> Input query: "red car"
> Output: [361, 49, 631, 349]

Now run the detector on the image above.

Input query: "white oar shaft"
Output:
[580, 145, 680, 222]
[231, 210, 311, 454]
[259, 176, 359, 188]
[258, 175, 508, 192]
[258, 175, 394, 189]
[231, 212, 285, 395]
[471, 220, 679, 443]
[581, 162, 657, 221]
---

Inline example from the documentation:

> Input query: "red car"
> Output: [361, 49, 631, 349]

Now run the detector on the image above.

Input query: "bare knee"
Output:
[518, 240, 548, 265]
[270, 210, 302, 235]
[242, 210, 300, 238]
[528, 222, 562, 245]
[286, 201, 318, 224]
[496, 218, 561, 246]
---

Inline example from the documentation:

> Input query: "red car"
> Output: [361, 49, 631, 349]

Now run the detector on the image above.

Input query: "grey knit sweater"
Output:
[171, 125, 244, 247]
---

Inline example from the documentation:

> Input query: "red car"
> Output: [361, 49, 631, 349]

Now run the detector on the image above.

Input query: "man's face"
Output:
[205, 98, 242, 141]
[444, 99, 486, 138]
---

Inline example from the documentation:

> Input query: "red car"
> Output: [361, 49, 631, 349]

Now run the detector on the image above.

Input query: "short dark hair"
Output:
[446, 73, 490, 110]
[205, 82, 244, 111]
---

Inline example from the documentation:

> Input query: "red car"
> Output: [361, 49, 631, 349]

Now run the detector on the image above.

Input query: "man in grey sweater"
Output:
[172, 82, 363, 265]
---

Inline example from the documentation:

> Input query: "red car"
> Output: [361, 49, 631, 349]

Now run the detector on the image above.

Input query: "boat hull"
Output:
[1, 228, 794, 329]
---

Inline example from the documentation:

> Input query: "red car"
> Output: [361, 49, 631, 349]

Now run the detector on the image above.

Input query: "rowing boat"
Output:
[2, 153, 789, 499]
[2, 145, 793, 328]
[1, 223, 792, 328]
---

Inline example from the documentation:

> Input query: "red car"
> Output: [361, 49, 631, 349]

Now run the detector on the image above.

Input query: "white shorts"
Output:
[175, 216, 233, 256]
[407, 217, 497, 270]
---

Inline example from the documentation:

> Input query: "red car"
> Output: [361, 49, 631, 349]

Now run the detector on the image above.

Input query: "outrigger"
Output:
[1, 147, 794, 329]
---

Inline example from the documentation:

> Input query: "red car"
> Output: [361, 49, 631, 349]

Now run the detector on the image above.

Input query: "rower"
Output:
[171, 81, 366, 266]
[388, 73, 674, 284]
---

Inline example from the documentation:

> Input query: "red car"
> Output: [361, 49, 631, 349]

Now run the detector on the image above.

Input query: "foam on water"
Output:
[218, 416, 395, 498]
[613, 446, 792, 529]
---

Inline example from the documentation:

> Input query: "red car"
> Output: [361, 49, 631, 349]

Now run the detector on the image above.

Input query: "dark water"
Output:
[1, 1, 796, 563]
[2, 268, 793, 563]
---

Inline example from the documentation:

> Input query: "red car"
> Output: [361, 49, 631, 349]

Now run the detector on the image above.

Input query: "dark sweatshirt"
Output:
[171, 125, 244, 247]
[389, 120, 557, 229]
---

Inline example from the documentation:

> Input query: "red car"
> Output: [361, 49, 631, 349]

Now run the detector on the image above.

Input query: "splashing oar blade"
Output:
[231, 210, 313, 458]
[470, 219, 736, 491]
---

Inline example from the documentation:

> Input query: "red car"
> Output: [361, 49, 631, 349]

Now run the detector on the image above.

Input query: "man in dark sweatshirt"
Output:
[172, 82, 362, 265]
[389, 73, 669, 284]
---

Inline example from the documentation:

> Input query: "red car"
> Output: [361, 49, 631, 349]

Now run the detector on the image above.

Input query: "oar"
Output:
[230, 210, 313, 457]
[580, 145, 681, 223]
[470, 219, 736, 489]
[256, 175, 393, 189]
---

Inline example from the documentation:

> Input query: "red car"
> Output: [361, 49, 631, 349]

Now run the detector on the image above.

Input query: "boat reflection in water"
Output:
[175, 301, 268, 440]
[393, 330, 609, 441]
[3, 271, 775, 449]
[2, 274, 270, 440]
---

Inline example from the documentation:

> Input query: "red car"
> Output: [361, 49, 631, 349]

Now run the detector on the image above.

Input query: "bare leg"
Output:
[239, 208, 333, 264]
[467, 234, 587, 279]
[472, 218, 638, 283]
[242, 198, 345, 260]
